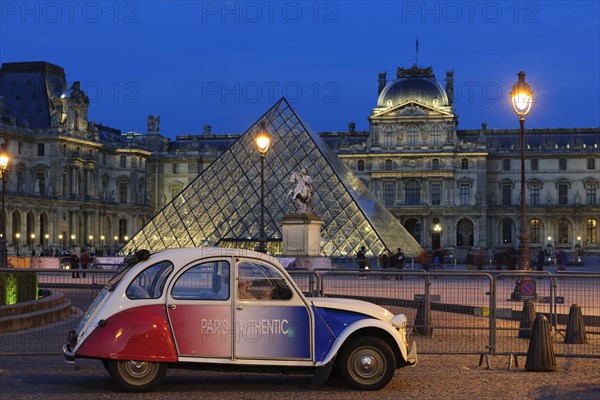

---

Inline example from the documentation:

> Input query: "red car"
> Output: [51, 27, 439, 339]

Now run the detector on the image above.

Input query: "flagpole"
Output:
[415, 36, 419, 66]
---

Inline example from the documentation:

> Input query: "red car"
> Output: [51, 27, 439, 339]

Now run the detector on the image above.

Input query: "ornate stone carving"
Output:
[147, 115, 160, 132]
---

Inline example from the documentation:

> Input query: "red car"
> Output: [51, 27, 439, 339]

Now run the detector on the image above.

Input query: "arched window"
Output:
[405, 180, 421, 205]
[530, 218, 541, 244]
[502, 220, 513, 244]
[431, 125, 442, 146]
[407, 125, 418, 147]
[383, 126, 395, 148]
[357, 160, 365, 171]
[587, 218, 597, 244]
[558, 218, 569, 244]
[118, 218, 128, 242]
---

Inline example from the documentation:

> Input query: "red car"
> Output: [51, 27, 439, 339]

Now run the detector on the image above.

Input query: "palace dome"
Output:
[377, 76, 449, 108]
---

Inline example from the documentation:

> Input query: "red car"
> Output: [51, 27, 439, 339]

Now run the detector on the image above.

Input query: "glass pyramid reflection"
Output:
[123, 98, 421, 257]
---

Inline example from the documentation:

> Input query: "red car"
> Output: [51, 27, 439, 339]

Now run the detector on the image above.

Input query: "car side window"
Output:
[172, 261, 230, 300]
[237, 261, 292, 301]
[126, 261, 173, 299]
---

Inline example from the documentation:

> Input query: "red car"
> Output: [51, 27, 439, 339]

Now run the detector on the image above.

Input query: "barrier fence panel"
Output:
[315, 270, 494, 355]
[0, 269, 116, 355]
[493, 272, 554, 357]
[551, 274, 600, 357]
[493, 272, 600, 358]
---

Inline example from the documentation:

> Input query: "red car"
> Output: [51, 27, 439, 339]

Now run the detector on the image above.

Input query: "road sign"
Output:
[519, 280, 537, 299]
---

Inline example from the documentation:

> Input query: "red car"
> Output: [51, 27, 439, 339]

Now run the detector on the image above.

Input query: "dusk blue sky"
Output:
[1, 1, 599, 138]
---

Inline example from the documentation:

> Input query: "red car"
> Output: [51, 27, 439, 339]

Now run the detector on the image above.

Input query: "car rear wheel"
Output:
[106, 359, 167, 392]
[339, 337, 396, 390]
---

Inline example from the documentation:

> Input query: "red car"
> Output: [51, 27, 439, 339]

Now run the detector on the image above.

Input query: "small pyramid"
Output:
[525, 314, 557, 371]
[124, 98, 421, 257]
[565, 304, 587, 344]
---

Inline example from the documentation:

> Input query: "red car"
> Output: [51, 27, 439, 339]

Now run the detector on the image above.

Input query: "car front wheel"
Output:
[339, 337, 396, 390]
[106, 359, 167, 392]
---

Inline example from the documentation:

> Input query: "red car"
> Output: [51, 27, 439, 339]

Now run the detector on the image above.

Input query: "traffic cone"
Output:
[518, 300, 536, 339]
[565, 304, 587, 344]
[525, 314, 557, 371]
[414, 299, 433, 336]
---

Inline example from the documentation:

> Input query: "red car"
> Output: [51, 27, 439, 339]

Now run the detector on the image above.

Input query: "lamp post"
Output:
[100, 235, 105, 256]
[0, 144, 9, 268]
[70, 234, 75, 251]
[510, 71, 534, 270]
[15, 233, 20, 257]
[30, 234, 35, 256]
[58, 234, 63, 252]
[44, 234, 49, 254]
[255, 122, 271, 254]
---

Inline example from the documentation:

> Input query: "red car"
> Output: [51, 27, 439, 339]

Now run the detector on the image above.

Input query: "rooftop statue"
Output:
[147, 114, 160, 132]
[288, 167, 314, 214]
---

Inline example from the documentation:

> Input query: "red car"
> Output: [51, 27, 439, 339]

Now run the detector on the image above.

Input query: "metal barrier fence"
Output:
[1, 268, 598, 359]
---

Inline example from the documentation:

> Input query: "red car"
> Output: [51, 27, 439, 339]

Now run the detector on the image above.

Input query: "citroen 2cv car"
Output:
[63, 248, 416, 391]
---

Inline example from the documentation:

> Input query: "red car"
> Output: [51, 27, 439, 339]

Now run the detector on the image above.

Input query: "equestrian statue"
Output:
[288, 167, 315, 214]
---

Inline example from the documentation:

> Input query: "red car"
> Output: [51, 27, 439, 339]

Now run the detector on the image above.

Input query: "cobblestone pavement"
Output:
[0, 354, 598, 400]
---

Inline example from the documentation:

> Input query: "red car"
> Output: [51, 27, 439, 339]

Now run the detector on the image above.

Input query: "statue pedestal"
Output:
[280, 213, 330, 270]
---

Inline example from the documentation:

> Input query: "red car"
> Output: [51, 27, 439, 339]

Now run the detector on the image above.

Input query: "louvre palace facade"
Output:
[0, 61, 598, 257]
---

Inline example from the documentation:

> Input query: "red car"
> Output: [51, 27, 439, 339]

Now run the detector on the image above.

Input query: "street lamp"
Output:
[30, 234, 35, 255]
[70, 234, 75, 250]
[15, 233, 20, 257]
[100, 235, 105, 256]
[255, 122, 271, 253]
[510, 71, 534, 270]
[44, 234, 49, 253]
[58, 234, 63, 252]
[0, 144, 9, 268]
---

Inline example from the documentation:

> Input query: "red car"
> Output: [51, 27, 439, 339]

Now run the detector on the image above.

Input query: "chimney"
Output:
[203, 125, 212, 134]
[378, 72, 387, 95]
[482, 122, 488, 130]
[445, 71, 454, 105]
[348, 121, 356, 134]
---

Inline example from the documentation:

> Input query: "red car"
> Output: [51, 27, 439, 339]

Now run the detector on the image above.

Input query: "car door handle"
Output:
[167, 304, 176, 309]
[236, 305, 244, 310]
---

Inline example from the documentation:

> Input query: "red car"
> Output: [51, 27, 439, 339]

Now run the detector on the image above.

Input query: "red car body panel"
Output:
[76, 305, 177, 362]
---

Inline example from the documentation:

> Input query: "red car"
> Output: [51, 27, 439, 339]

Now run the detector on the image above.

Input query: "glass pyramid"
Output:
[124, 98, 421, 257]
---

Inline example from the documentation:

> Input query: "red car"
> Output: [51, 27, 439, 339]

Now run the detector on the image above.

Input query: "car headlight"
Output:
[391, 314, 407, 329]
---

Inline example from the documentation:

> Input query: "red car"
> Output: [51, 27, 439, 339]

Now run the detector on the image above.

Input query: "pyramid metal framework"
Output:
[124, 98, 421, 257]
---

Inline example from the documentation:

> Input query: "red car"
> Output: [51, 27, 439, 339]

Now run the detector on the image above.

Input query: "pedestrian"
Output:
[537, 249, 545, 272]
[80, 250, 90, 278]
[557, 250, 567, 271]
[357, 246, 367, 279]
[394, 248, 406, 280]
[378, 250, 389, 270]
[70, 251, 80, 278]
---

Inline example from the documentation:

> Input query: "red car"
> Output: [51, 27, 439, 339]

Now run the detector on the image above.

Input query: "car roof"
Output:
[147, 247, 281, 267]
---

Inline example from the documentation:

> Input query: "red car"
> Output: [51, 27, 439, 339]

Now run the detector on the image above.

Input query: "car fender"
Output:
[76, 305, 177, 362]
[317, 318, 409, 367]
